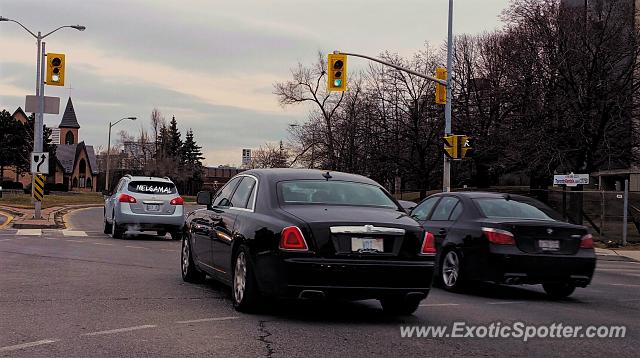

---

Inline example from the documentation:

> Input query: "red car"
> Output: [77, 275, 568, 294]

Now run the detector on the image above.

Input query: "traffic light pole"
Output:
[443, 0, 454, 192]
[333, 51, 446, 85]
[33, 40, 46, 219]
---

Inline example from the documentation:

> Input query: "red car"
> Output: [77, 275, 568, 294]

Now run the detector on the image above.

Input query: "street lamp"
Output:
[1, 16, 85, 219]
[105, 117, 137, 191]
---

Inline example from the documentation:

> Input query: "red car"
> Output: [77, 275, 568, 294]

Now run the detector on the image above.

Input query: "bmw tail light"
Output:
[279, 226, 309, 251]
[170, 196, 184, 205]
[482, 227, 515, 245]
[118, 193, 137, 203]
[420, 231, 437, 255]
[580, 233, 594, 249]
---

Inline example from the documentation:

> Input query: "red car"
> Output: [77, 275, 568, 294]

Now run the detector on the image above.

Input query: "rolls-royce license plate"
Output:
[538, 239, 559, 251]
[351, 238, 384, 253]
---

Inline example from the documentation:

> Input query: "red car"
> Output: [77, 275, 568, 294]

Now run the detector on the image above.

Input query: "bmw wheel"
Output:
[440, 249, 465, 291]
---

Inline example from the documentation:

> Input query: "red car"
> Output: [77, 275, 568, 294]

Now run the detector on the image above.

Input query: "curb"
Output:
[57, 205, 103, 230]
[597, 254, 637, 262]
[0, 212, 14, 230]
[3, 204, 103, 230]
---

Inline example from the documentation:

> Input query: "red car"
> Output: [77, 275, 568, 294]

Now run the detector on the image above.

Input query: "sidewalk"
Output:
[595, 248, 640, 262]
[0, 204, 103, 229]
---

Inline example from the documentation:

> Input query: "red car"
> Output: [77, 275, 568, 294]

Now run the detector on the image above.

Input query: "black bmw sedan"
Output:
[181, 169, 436, 314]
[410, 192, 596, 298]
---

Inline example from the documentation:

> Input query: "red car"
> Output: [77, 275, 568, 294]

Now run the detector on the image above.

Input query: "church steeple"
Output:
[59, 97, 80, 144]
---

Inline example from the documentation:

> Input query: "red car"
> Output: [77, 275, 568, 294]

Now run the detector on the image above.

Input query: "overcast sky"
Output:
[0, 0, 509, 166]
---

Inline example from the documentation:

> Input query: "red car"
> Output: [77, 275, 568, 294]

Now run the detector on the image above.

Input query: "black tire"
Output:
[170, 231, 182, 241]
[232, 246, 260, 312]
[379, 295, 421, 316]
[542, 282, 576, 298]
[111, 216, 125, 239]
[157, 230, 167, 237]
[181, 235, 205, 283]
[103, 218, 112, 234]
[439, 248, 465, 292]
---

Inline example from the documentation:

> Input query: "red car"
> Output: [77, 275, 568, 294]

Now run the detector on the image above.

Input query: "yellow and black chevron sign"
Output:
[33, 174, 45, 202]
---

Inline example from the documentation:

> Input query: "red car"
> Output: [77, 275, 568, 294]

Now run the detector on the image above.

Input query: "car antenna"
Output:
[322, 171, 332, 181]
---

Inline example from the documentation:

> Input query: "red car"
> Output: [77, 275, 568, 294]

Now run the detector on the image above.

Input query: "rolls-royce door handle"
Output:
[438, 228, 448, 235]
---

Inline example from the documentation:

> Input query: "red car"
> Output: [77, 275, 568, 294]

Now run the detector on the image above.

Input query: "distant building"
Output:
[50, 98, 99, 191]
[204, 166, 245, 190]
[1, 98, 99, 192]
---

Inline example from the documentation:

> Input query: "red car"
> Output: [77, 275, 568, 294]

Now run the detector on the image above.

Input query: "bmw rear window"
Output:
[279, 180, 398, 208]
[128, 181, 177, 195]
[473, 198, 558, 220]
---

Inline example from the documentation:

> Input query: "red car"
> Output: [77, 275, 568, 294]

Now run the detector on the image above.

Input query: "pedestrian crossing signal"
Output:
[443, 134, 473, 160]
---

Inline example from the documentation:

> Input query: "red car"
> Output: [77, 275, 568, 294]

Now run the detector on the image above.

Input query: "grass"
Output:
[0, 192, 104, 209]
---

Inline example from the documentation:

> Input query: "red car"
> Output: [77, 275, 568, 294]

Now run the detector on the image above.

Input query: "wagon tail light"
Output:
[482, 227, 515, 245]
[580, 233, 594, 249]
[118, 193, 137, 203]
[170, 196, 184, 205]
[279, 226, 309, 251]
[420, 231, 437, 255]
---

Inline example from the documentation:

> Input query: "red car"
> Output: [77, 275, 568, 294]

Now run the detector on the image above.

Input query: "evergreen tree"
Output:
[181, 129, 204, 166]
[167, 116, 182, 161]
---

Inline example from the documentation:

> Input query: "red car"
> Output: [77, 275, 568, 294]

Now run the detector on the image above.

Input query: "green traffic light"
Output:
[334, 79, 342, 87]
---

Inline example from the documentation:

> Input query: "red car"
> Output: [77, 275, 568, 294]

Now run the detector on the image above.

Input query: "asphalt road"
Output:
[0, 207, 638, 357]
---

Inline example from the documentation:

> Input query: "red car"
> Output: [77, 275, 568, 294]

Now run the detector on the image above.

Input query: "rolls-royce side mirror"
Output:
[196, 191, 213, 208]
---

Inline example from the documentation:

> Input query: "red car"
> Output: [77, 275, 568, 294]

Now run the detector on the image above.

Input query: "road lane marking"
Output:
[82, 324, 157, 336]
[161, 249, 178, 252]
[597, 269, 640, 272]
[16, 229, 41, 236]
[93, 242, 113, 246]
[124, 245, 147, 249]
[486, 301, 524, 305]
[419, 303, 460, 307]
[0, 238, 12, 242]
[606, 283, 640, 287]
[0, 339, 58, 352]
[176, 317, 239, 324]
[65, 239, 86, 243]
[62, 230, 88, 237]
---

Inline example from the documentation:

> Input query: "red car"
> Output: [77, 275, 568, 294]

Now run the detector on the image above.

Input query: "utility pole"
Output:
[0, 17, 85, 219]
[443, 0, 454, 192]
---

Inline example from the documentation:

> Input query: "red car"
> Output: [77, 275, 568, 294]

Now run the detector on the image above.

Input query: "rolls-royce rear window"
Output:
[279, 180, 397, 208]
[128, 181, 177, 194]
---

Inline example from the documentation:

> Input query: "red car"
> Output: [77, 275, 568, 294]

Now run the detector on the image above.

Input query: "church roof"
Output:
[55, 142, 98, 175]
[59, 97, 80, 128]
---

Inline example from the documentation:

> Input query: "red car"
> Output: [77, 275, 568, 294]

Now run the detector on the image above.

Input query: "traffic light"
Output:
[46, 53, 65, 86]
[443, 134, 473, 160]
[443, 135, 458, 159]
[435, 67, 447, 105]
[327, 53, 347, 92]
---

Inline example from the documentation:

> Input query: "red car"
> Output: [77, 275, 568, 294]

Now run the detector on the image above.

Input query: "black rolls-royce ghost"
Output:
[181, 169, 435, 314]
[410, 192, 596, 298]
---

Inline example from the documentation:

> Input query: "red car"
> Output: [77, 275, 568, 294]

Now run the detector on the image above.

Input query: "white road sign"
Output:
[553, 173, 589, 187]
[31, 152, 49, 174]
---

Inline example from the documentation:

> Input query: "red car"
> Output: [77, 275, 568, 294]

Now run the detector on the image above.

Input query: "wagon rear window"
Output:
[279, 180, 397, 208]
[128, 181, 177, 194]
